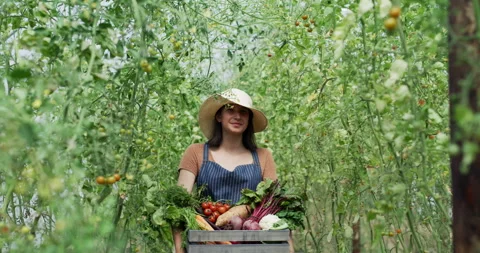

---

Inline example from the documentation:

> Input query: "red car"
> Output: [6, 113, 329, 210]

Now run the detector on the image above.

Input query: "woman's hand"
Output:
[288, 231, 295, 253]
[172, 227, 185, 253]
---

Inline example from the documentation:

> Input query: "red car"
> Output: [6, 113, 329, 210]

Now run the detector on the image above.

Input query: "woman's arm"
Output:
[177, 169, 195, 193]
[173, 170, 196, 253]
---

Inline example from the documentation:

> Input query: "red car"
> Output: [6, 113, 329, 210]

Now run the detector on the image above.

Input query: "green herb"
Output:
[149, 185, 201, 230]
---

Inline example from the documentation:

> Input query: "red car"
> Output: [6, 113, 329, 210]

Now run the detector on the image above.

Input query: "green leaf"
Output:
[389, 183, 407, 194]
[344, 223, 353, 238]
[18, 122, 37, 146]
[9, 68, 32, 79]
[152, 208, 167, 226]
[142, 174, 155, 188]
[461, 142, 479, 174]
[96, 186, 112, 204]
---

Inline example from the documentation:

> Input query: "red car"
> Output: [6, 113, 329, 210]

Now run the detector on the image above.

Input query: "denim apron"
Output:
[196, 143, 263, 204]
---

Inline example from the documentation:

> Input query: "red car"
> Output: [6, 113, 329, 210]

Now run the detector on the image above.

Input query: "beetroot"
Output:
[228, 215, 244, 230]
[242, 220, 261, 230]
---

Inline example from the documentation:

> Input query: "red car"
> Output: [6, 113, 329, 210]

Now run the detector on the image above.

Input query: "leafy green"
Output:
[238, 179, 307, 230]
[146, 184, 201, 230]
[271, 219, 289, 230]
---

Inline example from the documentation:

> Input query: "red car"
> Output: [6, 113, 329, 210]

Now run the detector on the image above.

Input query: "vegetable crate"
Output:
[187, 229, 290, 253]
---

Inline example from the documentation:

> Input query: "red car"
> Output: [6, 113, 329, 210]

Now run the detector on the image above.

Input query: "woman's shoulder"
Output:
[255, 147, 273, 156]
[184, 143, 205, 154]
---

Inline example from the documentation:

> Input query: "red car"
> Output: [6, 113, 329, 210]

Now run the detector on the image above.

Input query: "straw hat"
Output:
[198, 88, 268, 139]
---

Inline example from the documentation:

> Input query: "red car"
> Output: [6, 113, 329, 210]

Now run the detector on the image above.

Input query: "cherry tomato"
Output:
[201, 202, 209, 209]
[206, 201, 213, 208]
[208, 215, 216, 223]
[389, 7, 401, 18]
[210, 206, 217, 212]
[106, 176, 116, 184]
[203, 209, 212, 216]
[223, 204, 231, 210]
[218, 206, 227, 214]
[215, 202, 223, 207]
[96, 176, 106, 185]
[384, 17, 397, 31]
[213, 211, 220, 218]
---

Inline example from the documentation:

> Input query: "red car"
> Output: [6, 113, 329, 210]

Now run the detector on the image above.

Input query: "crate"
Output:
[187, 229, 290, 253]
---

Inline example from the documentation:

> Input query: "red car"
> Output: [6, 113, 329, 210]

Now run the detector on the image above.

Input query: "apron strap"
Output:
[202, 143, 209, 165]
[252, 150, 260, 166]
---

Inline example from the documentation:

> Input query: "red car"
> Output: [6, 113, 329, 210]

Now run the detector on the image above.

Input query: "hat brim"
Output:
[198, 96, 268, 140]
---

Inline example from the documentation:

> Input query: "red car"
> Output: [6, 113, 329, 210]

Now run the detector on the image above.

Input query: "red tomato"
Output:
[210, 206, 217, 212]
[201, 202, 209, 209]
[218, 206, 227, 214]
[215, 202, 223, 207]
[208, 215, 216, 223]
[213, 211, 220, 218]
[223, 204, 230, 210]
[203, 209, 212, 216]
[206, 201, 213, 208]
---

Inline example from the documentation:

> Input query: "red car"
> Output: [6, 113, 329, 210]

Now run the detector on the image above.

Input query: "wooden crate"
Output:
[187, 230, 290, 253]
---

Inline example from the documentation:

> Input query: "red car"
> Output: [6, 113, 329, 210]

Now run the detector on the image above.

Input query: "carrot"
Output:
[215, 204, 252, 226]
[196, 215, 231, 245]
[195, 215, 214, 231]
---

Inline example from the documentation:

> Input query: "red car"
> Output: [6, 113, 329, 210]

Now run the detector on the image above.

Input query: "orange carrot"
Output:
[216, 241, 232, 245]
[196, 215, 231, 245]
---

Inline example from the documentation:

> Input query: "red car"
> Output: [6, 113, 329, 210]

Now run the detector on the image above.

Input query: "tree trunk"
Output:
[352, 219, 360, 253]
[449, 0, 480, 252]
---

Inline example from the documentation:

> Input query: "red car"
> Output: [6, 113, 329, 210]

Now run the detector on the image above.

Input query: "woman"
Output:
[173, 88, 286, 252]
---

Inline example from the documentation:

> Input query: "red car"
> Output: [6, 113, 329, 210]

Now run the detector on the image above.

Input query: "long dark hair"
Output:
[207, 107, 257, 151]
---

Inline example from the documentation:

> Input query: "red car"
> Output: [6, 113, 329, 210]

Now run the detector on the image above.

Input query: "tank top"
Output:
[196, 143, 263, 204]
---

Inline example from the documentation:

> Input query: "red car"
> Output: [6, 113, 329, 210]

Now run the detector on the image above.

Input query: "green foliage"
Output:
[149, 185, 200, 229]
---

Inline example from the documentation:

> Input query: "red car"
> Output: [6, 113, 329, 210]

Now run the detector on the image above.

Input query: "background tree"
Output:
[449, 0, 480, 252]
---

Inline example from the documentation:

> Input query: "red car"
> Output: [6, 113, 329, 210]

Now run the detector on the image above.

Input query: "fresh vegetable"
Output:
[259, 215, 289, 230]
[150, 185, 201, 230]
[270, 219, 289, 230]
[218, 206, 227, 214]
[208, 216, 216, 223]
[228, 216, 244, 230]
[199, 201, 231, 223]
[216, 241, 232, 245]
[215, 204, 252, 226]
[242, 220, 261, 230]
[196, 215, 214, 231]
[203, 209, 212, 216]
[237, 179, 306, 230]
[259, 214, 281, 230]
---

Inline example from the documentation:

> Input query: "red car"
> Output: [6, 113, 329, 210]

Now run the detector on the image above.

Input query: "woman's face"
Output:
[216, 104, 250, 136]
